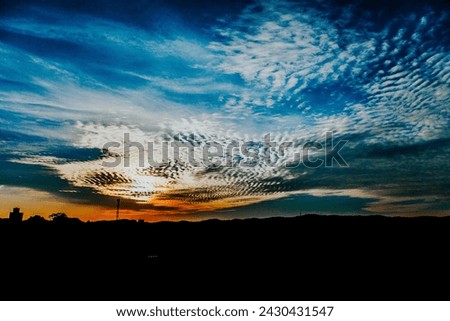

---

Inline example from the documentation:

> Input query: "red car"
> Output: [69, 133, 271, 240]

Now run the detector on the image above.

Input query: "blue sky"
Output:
[0, 0, 449, 220]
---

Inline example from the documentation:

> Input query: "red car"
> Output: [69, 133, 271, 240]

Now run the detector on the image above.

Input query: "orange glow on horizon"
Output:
[0, 185, 273, 222]
[2, 185, 447, 222]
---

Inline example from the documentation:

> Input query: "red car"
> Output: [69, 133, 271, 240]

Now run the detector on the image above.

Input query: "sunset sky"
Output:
[0, 0, 449, 221]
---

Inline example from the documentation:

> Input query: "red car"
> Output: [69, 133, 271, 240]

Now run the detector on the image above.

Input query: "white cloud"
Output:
[2, 0, 449, 215]
[209, 0, 376, 109]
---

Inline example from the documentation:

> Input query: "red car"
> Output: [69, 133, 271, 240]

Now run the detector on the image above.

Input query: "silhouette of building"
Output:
[9, 208, 23, 222]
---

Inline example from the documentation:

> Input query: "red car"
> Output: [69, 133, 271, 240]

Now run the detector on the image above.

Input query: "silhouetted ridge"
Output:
[1, 214, 449, 300]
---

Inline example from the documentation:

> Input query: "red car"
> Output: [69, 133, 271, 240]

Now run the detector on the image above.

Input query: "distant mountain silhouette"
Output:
[1, 214, 449, 300]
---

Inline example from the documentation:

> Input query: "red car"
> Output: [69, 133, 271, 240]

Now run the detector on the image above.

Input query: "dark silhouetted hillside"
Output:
[1, 214, 449, 300]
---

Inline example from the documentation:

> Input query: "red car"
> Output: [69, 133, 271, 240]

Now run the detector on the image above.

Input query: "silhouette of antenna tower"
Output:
[116, 198, 120, 220]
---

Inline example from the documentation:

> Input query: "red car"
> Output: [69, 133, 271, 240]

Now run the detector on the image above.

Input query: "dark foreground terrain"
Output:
[1, 215, 449, 300]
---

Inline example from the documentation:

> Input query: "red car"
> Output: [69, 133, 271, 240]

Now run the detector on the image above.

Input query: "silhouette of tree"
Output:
[49, 212, 83, 224]
[26, 215, 47, 223]
[49, 212, 68, 222]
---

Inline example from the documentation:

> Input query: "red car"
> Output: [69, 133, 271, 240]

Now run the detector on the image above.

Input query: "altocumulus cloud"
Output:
[0, 0, 449, 218]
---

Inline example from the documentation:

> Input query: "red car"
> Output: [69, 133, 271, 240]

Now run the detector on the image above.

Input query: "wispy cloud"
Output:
[1, 0, 449, 218]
